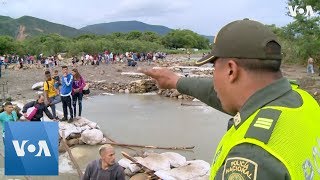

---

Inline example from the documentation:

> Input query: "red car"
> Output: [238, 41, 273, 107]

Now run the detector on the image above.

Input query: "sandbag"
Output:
[80, 129, 103, 145]
[32, 82, 44, 90]
[140, 153, 171, 171]
[161, 152, 187, 168]
[155, 160, 210, 180]
[118, 158, 141, 173]
[59, 123, 82, 138]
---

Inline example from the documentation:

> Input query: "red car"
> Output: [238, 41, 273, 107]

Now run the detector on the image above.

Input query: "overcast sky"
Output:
[0, 0, 293, 36]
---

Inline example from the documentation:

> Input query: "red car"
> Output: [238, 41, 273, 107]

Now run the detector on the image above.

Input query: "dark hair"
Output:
[72, 68, 81, 80]
[61, 65, 68, 69]
[233, 58, 281, 72]
[3, 102, 12, 107]
[45, 70, 51, 75]
[38, 94, 44, 99]
[54, 70, 58, 73]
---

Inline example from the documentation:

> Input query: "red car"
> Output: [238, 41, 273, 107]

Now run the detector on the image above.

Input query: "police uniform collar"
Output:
[234, 78, 292, 129]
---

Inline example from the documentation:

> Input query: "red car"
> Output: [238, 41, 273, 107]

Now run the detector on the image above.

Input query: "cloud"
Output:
[0, 0, 292, 35]
[109, 0, 190, 17]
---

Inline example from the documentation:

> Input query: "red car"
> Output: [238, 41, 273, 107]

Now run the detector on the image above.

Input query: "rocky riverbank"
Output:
[1, 54, 319, 103]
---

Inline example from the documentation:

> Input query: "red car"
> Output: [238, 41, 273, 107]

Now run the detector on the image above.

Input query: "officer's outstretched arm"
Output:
[214, 143, 290, 180]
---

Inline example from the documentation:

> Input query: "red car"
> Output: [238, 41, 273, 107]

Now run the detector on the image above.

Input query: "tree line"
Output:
[0, 30, 210, 57]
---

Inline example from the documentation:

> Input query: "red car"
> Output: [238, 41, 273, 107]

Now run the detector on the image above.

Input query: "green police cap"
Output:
[195, 18, 282, 66]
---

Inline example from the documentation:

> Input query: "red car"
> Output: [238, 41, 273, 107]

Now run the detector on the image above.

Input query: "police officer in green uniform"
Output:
[140, 19, 320, 180]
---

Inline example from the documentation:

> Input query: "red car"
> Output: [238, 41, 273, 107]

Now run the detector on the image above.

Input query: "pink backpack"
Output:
[26, 102, 38, 120]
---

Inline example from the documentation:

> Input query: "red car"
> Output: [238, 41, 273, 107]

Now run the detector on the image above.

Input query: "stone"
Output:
[119, 89, 125, 93]
[170, 89, 180, 97]
[157, 89, 164, 94]
[178, 95, 183, 99]
[125, 89, 130, 94]
[130, 88, 136, 93]
[164, 91, 171, 97]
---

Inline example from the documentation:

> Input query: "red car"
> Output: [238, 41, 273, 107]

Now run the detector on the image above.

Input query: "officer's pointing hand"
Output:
[138, 67, 180, 89]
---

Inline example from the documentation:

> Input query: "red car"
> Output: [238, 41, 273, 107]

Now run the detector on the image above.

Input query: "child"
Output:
[53, 70, 61, 94]
[0, 102, 18, 139]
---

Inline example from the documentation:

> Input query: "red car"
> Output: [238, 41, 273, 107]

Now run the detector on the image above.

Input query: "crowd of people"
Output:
[78, 51, 167, 67]
[0, 66, 88, 135]
[0, 51, 167, 78]
[0, 54, 61, 69]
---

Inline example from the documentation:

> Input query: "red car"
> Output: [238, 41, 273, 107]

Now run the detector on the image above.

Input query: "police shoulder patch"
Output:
[222, 157, 258, 180]
[245, 108, 281, 144]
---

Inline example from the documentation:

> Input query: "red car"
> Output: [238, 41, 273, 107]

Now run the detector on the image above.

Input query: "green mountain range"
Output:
[80, 20, 172, 35]
[0, 15, 82, 39]
[0, 15, 213, 41]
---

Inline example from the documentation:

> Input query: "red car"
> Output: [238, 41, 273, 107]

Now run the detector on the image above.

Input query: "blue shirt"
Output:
[60, 73, 73, 96]
[0, 111, 18, 135]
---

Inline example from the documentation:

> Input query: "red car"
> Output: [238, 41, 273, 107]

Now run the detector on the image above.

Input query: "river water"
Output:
[0, 94, 230, 180]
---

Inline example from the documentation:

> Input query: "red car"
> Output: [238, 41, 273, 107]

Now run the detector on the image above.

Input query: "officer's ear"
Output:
[226, 59, 239, 83]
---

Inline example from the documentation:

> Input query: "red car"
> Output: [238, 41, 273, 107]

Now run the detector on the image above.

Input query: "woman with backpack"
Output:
[71, 68, 86, 119]
[22, 94, 54, 121]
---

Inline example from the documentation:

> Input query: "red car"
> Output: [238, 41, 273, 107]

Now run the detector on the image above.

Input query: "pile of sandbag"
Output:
[58, 117, 107, 152]
[12, 101, 107, 151]
[118, 152, 210, 180]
